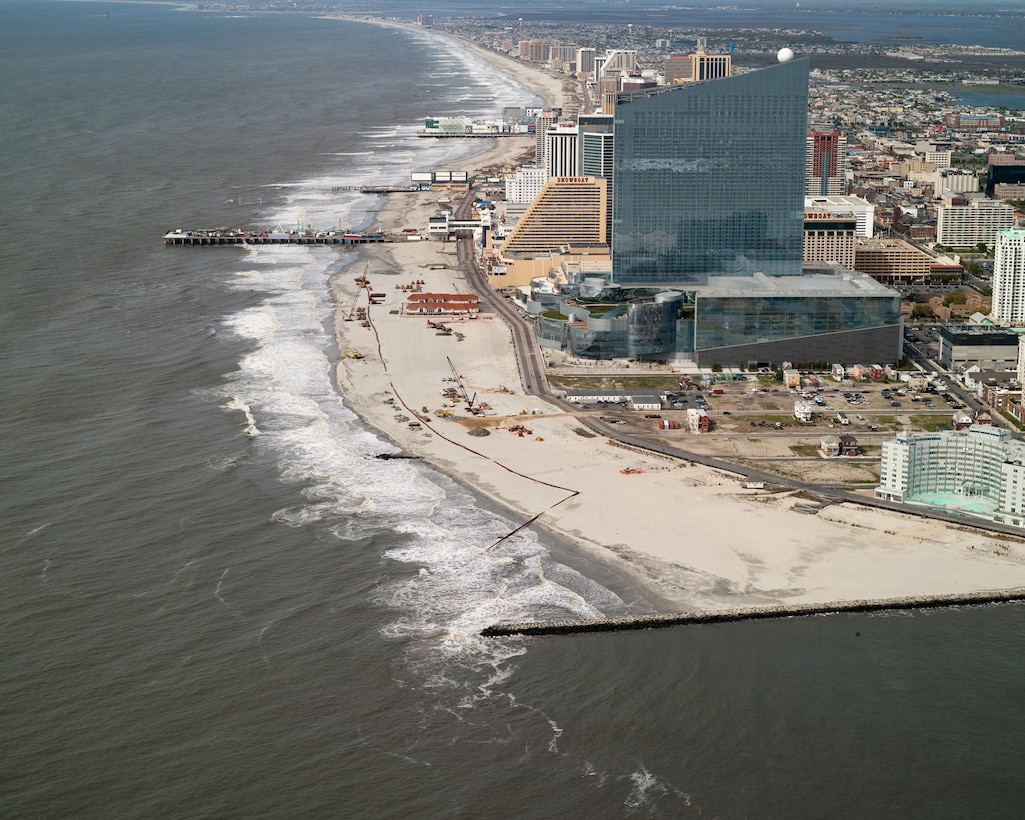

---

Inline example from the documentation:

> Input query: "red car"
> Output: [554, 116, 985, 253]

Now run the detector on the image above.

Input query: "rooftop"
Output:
[940, 325, 1021, 343]
[698, 266, 896, 298]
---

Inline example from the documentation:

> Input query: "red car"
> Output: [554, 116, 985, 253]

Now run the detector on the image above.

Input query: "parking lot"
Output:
[580, 375, 967, 485]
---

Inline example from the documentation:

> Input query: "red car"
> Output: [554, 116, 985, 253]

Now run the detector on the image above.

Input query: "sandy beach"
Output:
[331, 26, 1025, 614]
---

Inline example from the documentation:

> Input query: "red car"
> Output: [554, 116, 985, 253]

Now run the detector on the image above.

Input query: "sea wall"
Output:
[481, 587, 1025, 637]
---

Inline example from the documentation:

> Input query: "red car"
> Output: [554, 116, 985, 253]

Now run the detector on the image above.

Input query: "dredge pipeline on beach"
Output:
[481, 587, 1025, 637]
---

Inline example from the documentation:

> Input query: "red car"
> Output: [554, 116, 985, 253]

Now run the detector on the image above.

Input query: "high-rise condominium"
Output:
[806, 130, 848, 196]
[991, 228, 1025, 325]
[534, 109, 559, 168]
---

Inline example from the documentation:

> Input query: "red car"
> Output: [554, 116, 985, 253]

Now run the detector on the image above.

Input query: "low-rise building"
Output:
[531, 264, 902, 368]
[938, 325, 1021, 372]
[854, 237, 962, 285]
[629, 395, 664, 411]
[687, 407, 710, 432]
[980, 382, 1021, 412]
[405, 292, 480, 316]
[820, 434, 840, 457]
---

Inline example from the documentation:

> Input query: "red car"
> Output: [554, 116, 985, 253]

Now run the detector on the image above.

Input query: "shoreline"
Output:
[330, 20, 1025, 617]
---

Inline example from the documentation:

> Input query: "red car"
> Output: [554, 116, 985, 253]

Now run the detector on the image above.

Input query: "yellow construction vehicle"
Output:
[342, 349, 364, 359]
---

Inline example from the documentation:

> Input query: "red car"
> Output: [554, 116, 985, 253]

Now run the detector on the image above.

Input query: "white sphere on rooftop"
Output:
[777, 47, 795, 63]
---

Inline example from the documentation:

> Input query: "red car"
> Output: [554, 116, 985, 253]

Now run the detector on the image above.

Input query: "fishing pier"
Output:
[163, 229, 389, 247]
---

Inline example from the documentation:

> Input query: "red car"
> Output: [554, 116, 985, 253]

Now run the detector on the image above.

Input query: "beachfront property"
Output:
[523, 260, 901, 367]
[505, 56, 902, 367]
[611, 57, 808, 285]
[478, 54, 909, 367]
[487, 175, 610, 282]
[578, 114, 615, 243]
[504, 167, 549, 205]
[691, 264, 900, 367]
[875, 425, 1025, 528]
[545, 122, 580, 178]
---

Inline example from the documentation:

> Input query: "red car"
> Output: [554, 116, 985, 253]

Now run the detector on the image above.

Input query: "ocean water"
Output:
[3, 2, 1025, 818]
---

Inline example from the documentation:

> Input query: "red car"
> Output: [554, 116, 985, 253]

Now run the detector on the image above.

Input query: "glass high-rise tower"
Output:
[611, 58, 809, 285]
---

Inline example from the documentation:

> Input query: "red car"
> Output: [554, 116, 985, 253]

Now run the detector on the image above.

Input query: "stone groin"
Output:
[480, 587, 1025, 637]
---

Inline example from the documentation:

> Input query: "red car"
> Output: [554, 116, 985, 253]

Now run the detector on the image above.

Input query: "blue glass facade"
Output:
[611, 59, 809, 285]
[528, 269, 901, 366]
[694, 292, 901, 352]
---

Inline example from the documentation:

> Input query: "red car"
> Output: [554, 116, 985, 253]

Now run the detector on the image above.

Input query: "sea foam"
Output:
[212, 28, 619, 704]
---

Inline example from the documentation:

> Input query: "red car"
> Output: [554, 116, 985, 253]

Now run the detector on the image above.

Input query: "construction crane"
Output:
[343, 263, 371, 320]
[446, 356, 475, 409]
[342, 291, 361, 321]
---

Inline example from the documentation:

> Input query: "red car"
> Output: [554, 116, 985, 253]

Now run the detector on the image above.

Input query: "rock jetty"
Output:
[481, 587, 1025, 637]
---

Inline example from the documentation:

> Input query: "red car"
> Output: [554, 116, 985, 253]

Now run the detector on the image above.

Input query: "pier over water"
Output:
[163, 229, 388, 246]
